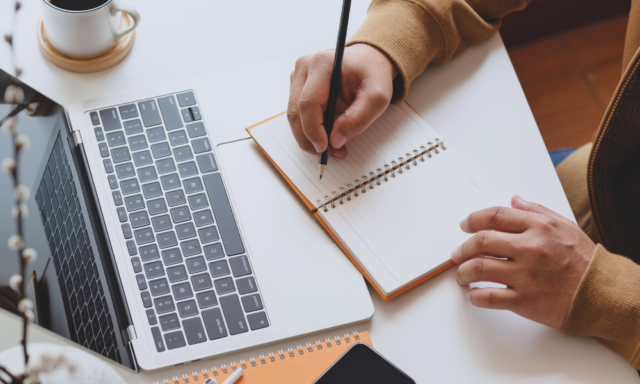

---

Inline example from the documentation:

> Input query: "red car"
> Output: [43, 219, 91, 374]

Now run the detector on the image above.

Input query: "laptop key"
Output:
[170, 206, 191, 223]
[157, 158, 176, 174]
[182, 317, 207, 345]
[229, 255, 252, 277]
[138, 100, 162, 127]
[190, 107, 202, 121]
[177, 299, 198, 318]
[194, 209, 214, 227]
[149, 278, 170, 296]
[168, 130, 188, 146]
[161, 248, 183, 266]
[164, 331, 186, 350]
[141, 291, 153, 308]
[134, 227, 155, 245]
[241, 294, 263, 313]
[90, 111, 100, 126]
[115, 162, 135, 179]
[203, 243, 224, 261]
[196, 290, 217, 309]
[219, 295, 248, 335]
[159, 313, 180, 331]
[186, 122, 206, 138]
[160, 174, 181, 191]
[157, 95, 183, 131]
[137, 165, 158, 183]
[191, 273, 212, 291]
[107, 175, 118, 190]
[174, 146, 193, 162]
[181, 108, 193, 123]
[180, 239, 201, 257]
[184, 177, 204, 194]
[201, 307, 227, 340]
[198, 226, 219, 244]
[148, 198, 168, 215]
[146, 309, 157, 326]
[103, 159, 114, 174]
[135, 274, 147, 290]
[172, 282, 193, 301]
[132, 150, 153, 166]
[154, 295, 175, 314]
[146, 127, 166, 143]
[144, 261, 165, 279]
[98, 143, 109, 158]
[188, 193, 208, 210]
[111, 147, 131, 163]
[176, 222, 196, 240]
[130, 211, 150, 228]
[236, 276, 257, 295]
[120, 178, 140, 195]
[117, 207, 128, 222]
[191, 137, 211, 154]
[151, 214, 172, 232]
[122, 223, 132, 239]
[203, 173, 244, 255]
[167, 265, 188, 283]
[124, 119, 143, 135]
[118, 104, 139, 119]
[186, 256, 207, 274]
[140, 244, 160, 262]
[196, 153, 218, 173]
[128, 134, 148, 151]
[126, 240, 137, 256]
[99, 108, 121, 131]
[131, 257, 142, 273]
[247, 312, 269, 331]
[106, 131, 126, 147]
[125, 194, 145, 212]
[151, 142, 171, 159]
[150, 327, 165, 352]
[214, 277, 235, 295]
[157, 231, 178, 249]
[142, 182, 162, 198]
[177, 91, 196, 107]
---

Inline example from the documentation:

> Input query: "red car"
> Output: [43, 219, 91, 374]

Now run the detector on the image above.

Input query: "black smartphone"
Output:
[314, 343, 415, 384]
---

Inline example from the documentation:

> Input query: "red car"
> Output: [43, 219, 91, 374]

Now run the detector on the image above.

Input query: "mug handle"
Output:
[110, 2, 141, 41]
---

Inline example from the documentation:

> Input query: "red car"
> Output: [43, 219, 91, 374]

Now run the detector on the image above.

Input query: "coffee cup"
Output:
[41, 0, 141, 59]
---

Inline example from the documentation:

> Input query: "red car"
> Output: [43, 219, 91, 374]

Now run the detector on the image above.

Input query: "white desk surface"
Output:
[1, 0, 638, 382]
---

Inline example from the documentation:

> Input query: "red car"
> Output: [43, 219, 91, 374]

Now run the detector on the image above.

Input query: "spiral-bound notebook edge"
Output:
[152, 331, 365, 384]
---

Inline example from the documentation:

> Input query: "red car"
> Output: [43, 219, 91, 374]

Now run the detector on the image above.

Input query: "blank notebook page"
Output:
[318, 149, 495, 295]
[250, 103, 441, 208]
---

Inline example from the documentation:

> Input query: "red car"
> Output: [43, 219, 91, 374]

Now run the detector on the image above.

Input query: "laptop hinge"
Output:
[72, 130, 83, 146]
[127, 325, 137, 341]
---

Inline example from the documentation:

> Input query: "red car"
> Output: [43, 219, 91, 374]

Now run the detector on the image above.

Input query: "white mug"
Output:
[41, 0, 141, 59]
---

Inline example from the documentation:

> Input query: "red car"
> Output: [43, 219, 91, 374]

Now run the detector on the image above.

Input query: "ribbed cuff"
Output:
[347, 0, 445, 101]
[562, 244, 640, 369]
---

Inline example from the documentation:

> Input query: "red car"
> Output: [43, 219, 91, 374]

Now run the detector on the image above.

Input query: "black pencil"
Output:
[319, 0, 352, 179]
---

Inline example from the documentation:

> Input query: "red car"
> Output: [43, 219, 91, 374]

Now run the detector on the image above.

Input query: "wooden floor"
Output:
[507, 15, 628, 150]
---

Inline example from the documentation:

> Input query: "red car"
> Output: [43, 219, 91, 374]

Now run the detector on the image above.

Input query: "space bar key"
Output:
[202, 173, 245, 256]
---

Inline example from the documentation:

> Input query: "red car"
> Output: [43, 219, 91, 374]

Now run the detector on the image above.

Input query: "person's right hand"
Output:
[287, 43, 398, 158]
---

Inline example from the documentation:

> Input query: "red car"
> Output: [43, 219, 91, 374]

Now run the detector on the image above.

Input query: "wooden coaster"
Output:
[37, 14, 135, 73]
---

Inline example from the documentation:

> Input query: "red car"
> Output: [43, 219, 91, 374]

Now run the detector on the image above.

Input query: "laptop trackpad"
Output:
[216, 139, 372, 333]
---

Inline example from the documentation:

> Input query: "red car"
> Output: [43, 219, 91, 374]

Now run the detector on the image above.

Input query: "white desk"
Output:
[1, 0, 638, 382]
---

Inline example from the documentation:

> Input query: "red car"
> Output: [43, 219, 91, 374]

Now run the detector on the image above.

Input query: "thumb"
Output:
[330, 87, 390, 149]
[511, 195, 569, 223]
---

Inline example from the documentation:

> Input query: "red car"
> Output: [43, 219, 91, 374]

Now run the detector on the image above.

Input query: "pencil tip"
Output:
[319, 175, 323, 180]
[319, 164, 326, 180]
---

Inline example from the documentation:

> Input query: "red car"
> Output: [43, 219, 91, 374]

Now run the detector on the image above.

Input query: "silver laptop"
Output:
[0, 62, 373, 371]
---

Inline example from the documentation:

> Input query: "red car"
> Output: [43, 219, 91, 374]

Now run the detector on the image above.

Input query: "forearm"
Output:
[563, 245, 640, 369]
[347, 0, 531, 100]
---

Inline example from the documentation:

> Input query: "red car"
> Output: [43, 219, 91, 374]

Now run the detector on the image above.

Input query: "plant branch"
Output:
[0, 366, 17, 382]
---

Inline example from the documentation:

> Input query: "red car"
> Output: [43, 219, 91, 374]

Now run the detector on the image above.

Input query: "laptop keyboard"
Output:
[35, 135, 120, 363]
[88, 91, 268, 352]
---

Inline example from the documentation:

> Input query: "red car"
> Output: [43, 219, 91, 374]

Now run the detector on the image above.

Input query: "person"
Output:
[287, 0, 640, 370]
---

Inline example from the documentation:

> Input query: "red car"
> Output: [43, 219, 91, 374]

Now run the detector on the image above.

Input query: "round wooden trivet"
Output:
[36, 14, 135, 73]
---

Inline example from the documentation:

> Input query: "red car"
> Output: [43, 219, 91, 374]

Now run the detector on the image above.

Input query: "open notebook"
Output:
[248, 102, 496, 300]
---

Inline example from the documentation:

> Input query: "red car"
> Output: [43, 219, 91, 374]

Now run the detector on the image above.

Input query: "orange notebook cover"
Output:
[164, 331, 372, 384]
[245, 106, 454, 301]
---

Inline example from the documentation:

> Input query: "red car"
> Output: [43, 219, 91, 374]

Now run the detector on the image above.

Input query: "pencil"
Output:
[319, 0, 352, 179]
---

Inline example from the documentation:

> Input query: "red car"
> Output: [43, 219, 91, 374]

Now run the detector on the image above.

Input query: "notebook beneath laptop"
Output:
[0, 62, 372, 371]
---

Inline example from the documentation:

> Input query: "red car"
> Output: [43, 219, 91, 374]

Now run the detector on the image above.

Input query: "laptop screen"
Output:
[0, 70, 135, 370]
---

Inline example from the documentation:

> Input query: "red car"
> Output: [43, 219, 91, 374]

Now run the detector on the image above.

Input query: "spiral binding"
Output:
[317, 139, 446, 212]
[152, 331, 362, 384]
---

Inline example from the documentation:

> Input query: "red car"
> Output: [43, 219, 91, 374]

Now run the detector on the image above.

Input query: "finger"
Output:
[298, 51, 334, 152]
[468, 287, 519, 310]
[330, 146, 348, 159]
[451, 230, 520, 264]
[460, 206, 534, 234]
[511, 195, 570, 223]
[287, 62, 316, 154]
[456, 257, 518, 286]
[330, 86, 390, 149]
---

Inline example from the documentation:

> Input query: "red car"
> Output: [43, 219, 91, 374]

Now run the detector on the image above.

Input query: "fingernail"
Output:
[459, 218, 467, 230]
[332, 151, 345, 159]
[451, 246, 460, 263]
[313, 142, 323, 153]
[332, 134, 347, 149]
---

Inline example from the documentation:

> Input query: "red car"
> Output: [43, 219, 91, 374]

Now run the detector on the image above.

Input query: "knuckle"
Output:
[297, 95, 315, 113]
[368, 89, 390, 107]
[474, 231, 487, 251]
[489, 206, 505, 226]
[473, 258, 485, 279]
[286, 105, 300, 124]
[294, 55, 311, 70]
[311, 50, 333, 66]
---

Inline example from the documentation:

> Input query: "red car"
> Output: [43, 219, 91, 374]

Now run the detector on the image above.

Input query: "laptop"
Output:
[0, 61, 373, 371]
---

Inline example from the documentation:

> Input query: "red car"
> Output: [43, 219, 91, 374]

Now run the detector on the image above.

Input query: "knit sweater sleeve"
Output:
[563, 245, 640, 369]
[347, 0, 531, 100]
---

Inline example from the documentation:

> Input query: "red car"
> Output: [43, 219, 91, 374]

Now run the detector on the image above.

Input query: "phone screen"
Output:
[314, 343, 415, 384]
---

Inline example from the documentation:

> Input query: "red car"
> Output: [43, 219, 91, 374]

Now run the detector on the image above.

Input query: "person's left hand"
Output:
[451, 195, 596, 329]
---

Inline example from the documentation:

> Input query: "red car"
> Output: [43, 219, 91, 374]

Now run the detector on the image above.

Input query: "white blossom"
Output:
[4, 84, 25, 104]
[25, 309, 35, 322]
[8, 234, 23, 250]
[23, 247, 37, 263]
[1, 158, 16, 173]
[14, 185, 30, 201]
[9, 274, 22, 290]
[15, 134, 30, 150]
[12, 203, 28, 218]
[18, 298, 33, 312]
[1, 117, 17, 135]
